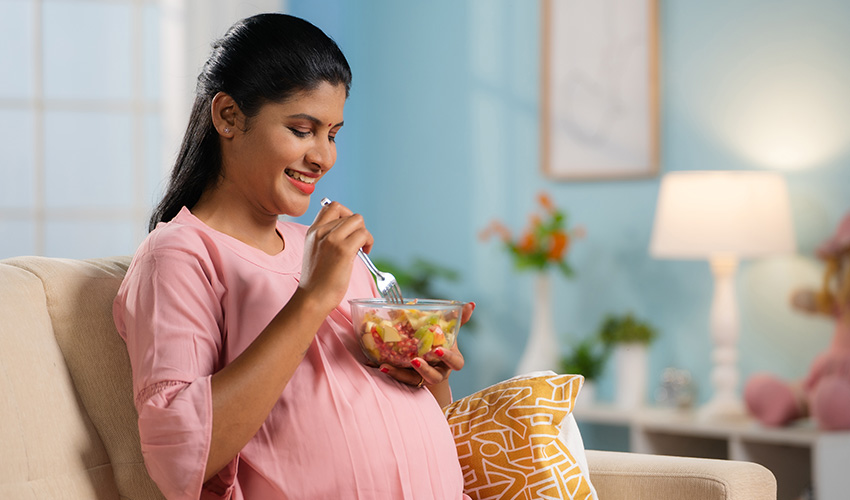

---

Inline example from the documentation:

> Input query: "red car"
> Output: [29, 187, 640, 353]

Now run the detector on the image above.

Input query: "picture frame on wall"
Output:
[541, 0, 659, 180]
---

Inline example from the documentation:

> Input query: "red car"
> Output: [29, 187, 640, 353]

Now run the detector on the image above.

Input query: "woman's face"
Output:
[223, 81, 346, 218]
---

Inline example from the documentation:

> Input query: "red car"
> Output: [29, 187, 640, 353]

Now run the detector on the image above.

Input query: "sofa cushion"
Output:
[443, 372, 596, 500]
[0, 262, 120, 499]
[2, 256, 164, 499]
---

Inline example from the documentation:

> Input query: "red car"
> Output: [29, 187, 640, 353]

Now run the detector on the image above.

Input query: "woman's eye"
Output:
[288, 127, 310, 138]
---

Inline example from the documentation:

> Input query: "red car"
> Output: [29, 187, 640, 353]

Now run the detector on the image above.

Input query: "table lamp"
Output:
[649, 171, 795, 419]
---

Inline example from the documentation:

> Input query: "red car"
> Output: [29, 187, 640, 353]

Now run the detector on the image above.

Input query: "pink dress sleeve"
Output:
[115, 247, 234, 499]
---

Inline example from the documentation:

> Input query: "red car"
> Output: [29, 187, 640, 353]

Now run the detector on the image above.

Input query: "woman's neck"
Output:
[191, 190, 284, 256]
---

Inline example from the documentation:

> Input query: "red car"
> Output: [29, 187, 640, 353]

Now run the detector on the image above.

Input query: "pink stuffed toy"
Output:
[745, 213, 850, 430]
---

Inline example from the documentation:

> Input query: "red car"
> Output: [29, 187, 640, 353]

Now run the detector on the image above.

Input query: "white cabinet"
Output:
[574, 404, 850, 500]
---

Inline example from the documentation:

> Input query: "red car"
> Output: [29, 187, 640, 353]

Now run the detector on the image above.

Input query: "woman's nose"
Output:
[305, 137, 334, 171]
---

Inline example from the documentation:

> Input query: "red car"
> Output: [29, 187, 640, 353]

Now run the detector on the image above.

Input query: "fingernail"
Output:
[411, 359, 421, 368]
[380, 366, 389, 373]
[435, 348, 445, 357]
[469, 301, 477, 311]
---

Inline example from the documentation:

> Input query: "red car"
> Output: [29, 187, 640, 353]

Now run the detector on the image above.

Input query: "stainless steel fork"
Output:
[320, 198, 404, 303]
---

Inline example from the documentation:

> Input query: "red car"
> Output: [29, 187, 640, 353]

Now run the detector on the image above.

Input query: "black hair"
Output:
[149, 13, 351, 231]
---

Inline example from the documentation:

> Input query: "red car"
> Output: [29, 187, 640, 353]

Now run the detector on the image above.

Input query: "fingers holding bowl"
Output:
[460, 301, 476, 326]
[379, 363, 431, 388]
[352, 298, 468, 389]
[378, 353, 458, 389]
[383, 345, 463, 388]
[412, 358, 450, 386]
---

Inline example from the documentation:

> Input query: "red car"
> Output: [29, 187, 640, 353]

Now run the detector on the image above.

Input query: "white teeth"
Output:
[286, 169, 316, 184]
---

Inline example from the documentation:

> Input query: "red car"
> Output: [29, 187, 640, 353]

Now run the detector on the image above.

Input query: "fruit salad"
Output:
[355, 305, 459, 367]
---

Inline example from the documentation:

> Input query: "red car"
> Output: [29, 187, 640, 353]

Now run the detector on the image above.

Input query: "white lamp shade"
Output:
[650, 171, 795, 259]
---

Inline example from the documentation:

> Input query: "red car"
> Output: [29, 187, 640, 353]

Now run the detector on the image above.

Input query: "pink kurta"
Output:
[114, 207, 467, 499]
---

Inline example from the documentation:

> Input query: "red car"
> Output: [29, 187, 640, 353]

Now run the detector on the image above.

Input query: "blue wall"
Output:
[288, 0, 850, 409]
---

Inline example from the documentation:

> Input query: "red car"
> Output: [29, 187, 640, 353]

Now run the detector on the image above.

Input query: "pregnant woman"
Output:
[114, 13, 473, 499]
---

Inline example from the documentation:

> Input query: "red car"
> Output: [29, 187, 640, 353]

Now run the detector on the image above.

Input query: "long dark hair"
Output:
[149, 13, 352, 232]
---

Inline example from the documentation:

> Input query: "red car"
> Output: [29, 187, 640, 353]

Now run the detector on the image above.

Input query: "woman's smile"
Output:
[284, 168, 318, 195]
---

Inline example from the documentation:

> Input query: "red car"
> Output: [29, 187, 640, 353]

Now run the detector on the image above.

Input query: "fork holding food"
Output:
[315, 198, 472, 401]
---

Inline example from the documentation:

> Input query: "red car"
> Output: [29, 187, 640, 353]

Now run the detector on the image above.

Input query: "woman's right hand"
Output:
[299, 200, 374, 313]
[206, 200, 371, 482]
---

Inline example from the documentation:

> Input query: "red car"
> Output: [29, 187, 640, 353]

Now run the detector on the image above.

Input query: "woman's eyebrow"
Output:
[287, 113, 344, 128]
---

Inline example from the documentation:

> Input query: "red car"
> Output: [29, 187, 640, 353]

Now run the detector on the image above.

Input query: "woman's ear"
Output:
[211, 92, 243, 138]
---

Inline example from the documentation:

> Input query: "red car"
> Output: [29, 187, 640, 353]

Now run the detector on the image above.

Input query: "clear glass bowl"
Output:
[349, 298, 464, 367]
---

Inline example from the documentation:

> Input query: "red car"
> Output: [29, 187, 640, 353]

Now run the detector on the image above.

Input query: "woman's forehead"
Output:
[267, 83, 346, 119]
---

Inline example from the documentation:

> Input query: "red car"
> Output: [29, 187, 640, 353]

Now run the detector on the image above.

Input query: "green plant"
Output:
[369, 257, 476, 332]
[370, 257, 459, 299]
[598, 312, 658, 346]
[559, 336, 610, 381]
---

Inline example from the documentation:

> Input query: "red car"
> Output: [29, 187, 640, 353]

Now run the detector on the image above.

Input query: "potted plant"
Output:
[560, 335, 610, 404]
[479, 193, 585, 374]
[598, 313, 657, 346]
[597, 313, 658, 409]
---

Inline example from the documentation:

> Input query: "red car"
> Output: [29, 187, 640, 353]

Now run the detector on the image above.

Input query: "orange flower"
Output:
[538, 192, 555, 213]
[493, 222, 512, 243]
[518, 232, 536, 253]
[479, 192, 582, 277]
[479, 220, 512, 243]
[548, 231, 569, 260]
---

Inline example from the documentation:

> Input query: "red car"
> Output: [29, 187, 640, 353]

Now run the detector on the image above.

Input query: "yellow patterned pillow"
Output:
[443, 373, 596, 500]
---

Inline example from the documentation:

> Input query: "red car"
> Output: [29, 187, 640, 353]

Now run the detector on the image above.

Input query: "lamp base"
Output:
[699, 256, 748, 422]
[699, 395, 747, 421]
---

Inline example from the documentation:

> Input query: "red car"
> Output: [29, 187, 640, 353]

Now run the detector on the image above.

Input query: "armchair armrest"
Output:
[585, 450, 777, 500]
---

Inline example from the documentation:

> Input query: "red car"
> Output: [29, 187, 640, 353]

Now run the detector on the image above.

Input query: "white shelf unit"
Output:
[574, 404, 850, 500]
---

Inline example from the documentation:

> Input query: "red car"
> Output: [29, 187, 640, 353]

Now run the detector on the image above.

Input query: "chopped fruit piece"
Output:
[353, 303, 461, 367]
[414, 326, 431, 340]
[365, 321, 377, 334]
[417, 333, 434, 356]
[381, 325, 401, 342]
[361, 333, 380, 359]
[432, 326, 446, 346]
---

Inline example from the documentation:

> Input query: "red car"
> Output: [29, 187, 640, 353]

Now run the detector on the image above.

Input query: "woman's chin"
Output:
[277, 198, 311, 218]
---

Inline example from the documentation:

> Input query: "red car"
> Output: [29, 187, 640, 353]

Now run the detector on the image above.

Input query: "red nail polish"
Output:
[435, 348, 445, 357]
[411, 359, 421, 368]
[380, 366, 389, 373]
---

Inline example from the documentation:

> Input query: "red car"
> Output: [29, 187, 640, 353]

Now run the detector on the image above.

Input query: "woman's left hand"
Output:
[379, 301, 474, 389]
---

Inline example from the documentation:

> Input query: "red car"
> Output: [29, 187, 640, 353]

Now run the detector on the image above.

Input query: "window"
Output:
[0, 0, 163, 258]
[0, 0, 281, 259]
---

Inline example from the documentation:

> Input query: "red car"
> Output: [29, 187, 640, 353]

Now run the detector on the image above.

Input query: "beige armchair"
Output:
[0, 256, 776, 499]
